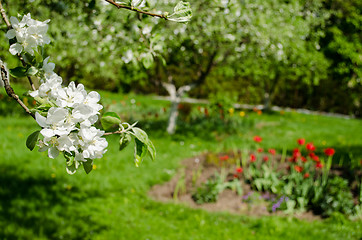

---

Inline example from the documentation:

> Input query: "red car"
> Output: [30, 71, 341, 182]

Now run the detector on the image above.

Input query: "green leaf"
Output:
[83, 159, 93, 174]
[132, 127, 148, 143]
[119, 133, 132, 151]
[134, 138, 147, 167]
[26, 66, 38, 76]
[142, 52, 154, 69]
[26, 130, 40, 151]
[131, 0, 145, 7]
[101, 112, 121, 131]
[146, 139, 156, 161]
[66, 162, 77, 175]
[9, 67, 27, 78]
[168, 1, 192, 23]
[23, 53, 36, 65]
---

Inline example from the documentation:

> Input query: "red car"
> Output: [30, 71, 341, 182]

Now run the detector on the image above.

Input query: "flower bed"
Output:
[149, 137, 362, 219]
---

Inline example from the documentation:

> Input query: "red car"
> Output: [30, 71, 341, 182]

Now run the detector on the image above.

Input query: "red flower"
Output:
[297, 138, 306, 145]
[219, 155, 229, 161]
[268, 149, 276, 155]
[301, 156, 307, 163]
[310, 153, 319, 162]
[304, 173, 310, 179]
[306, 142, 316, 151]
[250, 154, 256, 162]
[324, 148, 335, 157]
[263, 156, 269, 162]
[233, 174, 238, 179]
[253, 136, 262, 143]
[294, 165, 303, 173]
[316, 162, 323, 169]
[236, 167, 243, 173]
[257, 148, 264, 153]
[293, 148, 301, 159]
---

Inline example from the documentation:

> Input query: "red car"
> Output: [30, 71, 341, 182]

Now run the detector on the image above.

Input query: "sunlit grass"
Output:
[0, 91, 361, 239]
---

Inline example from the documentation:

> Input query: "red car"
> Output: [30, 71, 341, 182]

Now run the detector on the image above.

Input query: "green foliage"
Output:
[192, 170, 242, 204]
[314, 175, 355, 217]
[101, 112, 122, 131]
[192, 178, 220, 204]
[25, 130, 40, 151]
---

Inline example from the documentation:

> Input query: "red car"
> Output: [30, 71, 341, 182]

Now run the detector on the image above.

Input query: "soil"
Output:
[149, 154, 322, 221]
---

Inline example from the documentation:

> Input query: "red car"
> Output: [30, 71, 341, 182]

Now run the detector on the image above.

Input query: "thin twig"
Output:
[1, 62, 35, 119]
[0, 1, 36, 91]
[104, 0, 168, 20]
[0, 0, 10, 29]
[103, 122, 138, 136]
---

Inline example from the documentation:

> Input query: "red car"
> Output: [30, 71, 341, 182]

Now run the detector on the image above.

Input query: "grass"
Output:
[0, 89, 362, 239]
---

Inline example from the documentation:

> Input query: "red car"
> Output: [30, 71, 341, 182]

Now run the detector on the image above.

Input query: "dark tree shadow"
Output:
[0, 164, 107, 240]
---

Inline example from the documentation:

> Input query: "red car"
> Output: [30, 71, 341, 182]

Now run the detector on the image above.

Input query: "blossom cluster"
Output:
[7, 13, 108, 174]
[31, 63, 108, 173]
[5, 13, 50, 56]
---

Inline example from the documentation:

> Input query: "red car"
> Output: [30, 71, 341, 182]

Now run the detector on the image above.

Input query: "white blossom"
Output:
[6, 14, 50, 55]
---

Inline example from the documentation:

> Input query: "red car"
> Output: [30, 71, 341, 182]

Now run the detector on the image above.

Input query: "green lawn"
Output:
[0, 91, 361, 239]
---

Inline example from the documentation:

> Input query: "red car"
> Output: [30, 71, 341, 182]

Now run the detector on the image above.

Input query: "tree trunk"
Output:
[167, 99, 180, 134]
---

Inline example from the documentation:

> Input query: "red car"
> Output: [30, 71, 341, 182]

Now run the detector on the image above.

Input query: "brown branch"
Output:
[104, 0, 168, 20]
[103, 131, 122, 136]
[0, 0, 10, 29]
[1, 62, 35, 119]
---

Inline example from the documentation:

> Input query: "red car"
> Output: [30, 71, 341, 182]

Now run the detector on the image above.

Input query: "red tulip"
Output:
[297, 138, 306, 145]
[304, 173, 310, 178]
[316, 162, 323, 169]
[294, 165, 303, 173]
[268, 149, 276, 155]
[236, 167, 243, 173]
[301, 156, 307, 163]
[306, 143, 316, 151]
[324, 148, 335, 157]
[263, 156, 269, 162]
[311, 154, 320, 162]
[253, 136, 262, 143]
[219, 155, 229, 161]
[257, 148, 264, 153]
[250, 154, 256, 162]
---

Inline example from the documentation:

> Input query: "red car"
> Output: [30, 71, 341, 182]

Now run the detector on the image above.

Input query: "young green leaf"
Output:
[101, 112, 121, 131]
[142, 52, 154, 69]
[168, 1, 192, 23]
[26, 66, 38, 76]
[83, 159, 93, 174]
[26, 130, 40, 151]
[146, 139, 156, 161]
[134, 138, 147, 167]
[120, 133, 132, 151]
[132, 127, 148, 143]
[9, 66, 27, 78]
